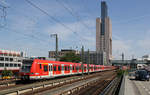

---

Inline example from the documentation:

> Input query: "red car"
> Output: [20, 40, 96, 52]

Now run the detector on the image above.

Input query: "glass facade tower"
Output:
[101, 1, 108, 35]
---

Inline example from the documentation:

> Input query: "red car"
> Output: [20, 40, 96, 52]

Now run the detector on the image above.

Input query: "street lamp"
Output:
[51, 34, 58, 61]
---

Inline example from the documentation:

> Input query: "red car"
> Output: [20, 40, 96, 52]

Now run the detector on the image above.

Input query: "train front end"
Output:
[20, 59, 33, 80]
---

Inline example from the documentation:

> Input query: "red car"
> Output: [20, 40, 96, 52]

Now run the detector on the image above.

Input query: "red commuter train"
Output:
[20, 59, 116, 80]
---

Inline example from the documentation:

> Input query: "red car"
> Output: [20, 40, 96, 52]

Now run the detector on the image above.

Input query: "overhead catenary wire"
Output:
[55, 0, 91, 30]
[82, 0, 94, 18]
[0, 3, 52, 54]
[0, 27, 50, 56]
[1, 26, 49, 45]
[0, 4, 7, 28]
[25, 0, 86, 46]
[25, 0, 76, 34]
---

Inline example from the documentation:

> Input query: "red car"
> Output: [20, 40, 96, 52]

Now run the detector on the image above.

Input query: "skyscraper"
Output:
[96, 1, 112, 64]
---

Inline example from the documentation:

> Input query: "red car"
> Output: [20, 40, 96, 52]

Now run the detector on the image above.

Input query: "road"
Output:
[126, 75, 150, 95]
[133, 80, 150, 95]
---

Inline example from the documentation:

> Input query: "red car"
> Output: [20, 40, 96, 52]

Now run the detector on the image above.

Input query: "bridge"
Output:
[111, 60, 148, 65]
[111, 60, 150, 69]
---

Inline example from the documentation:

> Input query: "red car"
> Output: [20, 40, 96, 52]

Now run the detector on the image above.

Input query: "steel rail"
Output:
[0, 71, 113, 95]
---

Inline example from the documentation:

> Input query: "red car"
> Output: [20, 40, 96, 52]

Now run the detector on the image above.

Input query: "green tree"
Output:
[2, 69, 13, 77]
[60, 52, 81, 63]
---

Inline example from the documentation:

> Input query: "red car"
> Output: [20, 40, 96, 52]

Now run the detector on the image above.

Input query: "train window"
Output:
[68, 66, 70, 71]
[76, 66, 78, 70]
[65, 66, 67, 71]
[58, 65, 61, 71]
[79, 66, 81, 70]
[94, 66, 96, 70]
[49, 65, 50, 71]
[77, 66, 79, 70]
[54, 65, 57, 71]
[40, 64, 42, 69]
[73, 66, 74, 70]
[44, 65, 48, 72]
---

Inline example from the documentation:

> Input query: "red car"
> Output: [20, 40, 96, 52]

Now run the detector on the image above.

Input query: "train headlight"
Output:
[35, 73, 39, 75]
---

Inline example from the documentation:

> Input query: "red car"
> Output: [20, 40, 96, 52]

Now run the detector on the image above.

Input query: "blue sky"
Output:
[0, 0, 150, 59]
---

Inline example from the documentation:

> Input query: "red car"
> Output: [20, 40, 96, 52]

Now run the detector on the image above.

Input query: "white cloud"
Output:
[112, 39, 134, 60]
[137, 30, 150, 50]
[44, 19, 95, 50]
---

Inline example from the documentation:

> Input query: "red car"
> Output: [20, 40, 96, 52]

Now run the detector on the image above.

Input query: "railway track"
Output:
[0, 70, 115, 95]
[23, 71, 116, 95]
[60, 72, 116, 95]
[0, 79, 19, 88]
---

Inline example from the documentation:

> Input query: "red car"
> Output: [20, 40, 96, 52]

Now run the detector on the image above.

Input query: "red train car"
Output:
[20, 59, 115, 80]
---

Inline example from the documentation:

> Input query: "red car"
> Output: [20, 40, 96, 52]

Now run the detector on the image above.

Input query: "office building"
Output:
[96, 1, 112, 64]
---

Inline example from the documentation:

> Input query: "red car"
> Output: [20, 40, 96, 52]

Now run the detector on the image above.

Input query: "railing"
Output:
[119, 74, 125, 95]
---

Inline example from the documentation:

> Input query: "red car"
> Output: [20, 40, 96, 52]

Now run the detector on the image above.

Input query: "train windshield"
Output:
[21, 59, 33, 72]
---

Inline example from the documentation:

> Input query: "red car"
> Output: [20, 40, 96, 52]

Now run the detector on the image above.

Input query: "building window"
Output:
[14, 64, 17, 67]
[10, 58, 13, 61]
[18, 64, 21, 67]
[18, 60, 21, 62]
[5, 58, 9, 61]
[0, 57, 4, 61]
[5, 63, 9, 67]
[44, 65, 48, 72]
[0, 63, 4, 67]
[10, 64, 13, 67]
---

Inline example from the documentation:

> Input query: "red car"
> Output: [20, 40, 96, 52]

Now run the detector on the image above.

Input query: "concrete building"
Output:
[49, 49, 79, 59]
[82, 51, 106, 65]
[0, 49, 23, 75]
[49, 49, 105, 65]
[96, 1, 112, 64]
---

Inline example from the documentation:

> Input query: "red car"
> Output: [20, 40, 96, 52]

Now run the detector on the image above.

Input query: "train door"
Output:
[49, 64, 53, 77]
[62, 64, 64, 75]
[70, 64, 72, 74]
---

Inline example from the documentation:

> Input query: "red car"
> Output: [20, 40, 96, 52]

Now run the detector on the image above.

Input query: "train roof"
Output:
[33, 59, 81, 65]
